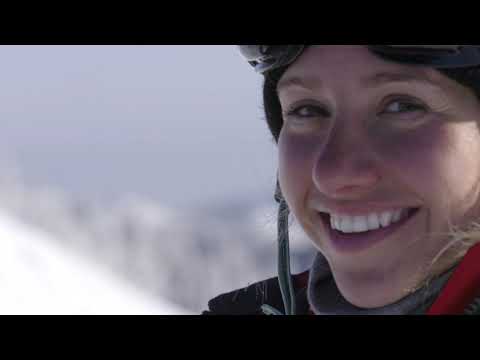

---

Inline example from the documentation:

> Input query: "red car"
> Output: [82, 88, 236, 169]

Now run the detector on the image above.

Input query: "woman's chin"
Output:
[334, 271, 414, 310]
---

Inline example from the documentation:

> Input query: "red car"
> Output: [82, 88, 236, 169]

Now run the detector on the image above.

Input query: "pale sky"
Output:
[0, 45, 278, 210]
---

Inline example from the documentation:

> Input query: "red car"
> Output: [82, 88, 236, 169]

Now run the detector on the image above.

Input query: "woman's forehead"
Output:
[278, 70, 444, 94]
[279, 45, 449, 93]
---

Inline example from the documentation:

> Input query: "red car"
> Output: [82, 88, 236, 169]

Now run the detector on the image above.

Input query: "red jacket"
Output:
[427, 243, 480, 315]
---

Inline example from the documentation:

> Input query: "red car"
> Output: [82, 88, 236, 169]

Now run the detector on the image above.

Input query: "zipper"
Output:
[464, 297, 480, 315]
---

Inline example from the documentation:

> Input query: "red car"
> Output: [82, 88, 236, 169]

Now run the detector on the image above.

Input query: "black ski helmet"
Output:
[239, 45, 480, 75]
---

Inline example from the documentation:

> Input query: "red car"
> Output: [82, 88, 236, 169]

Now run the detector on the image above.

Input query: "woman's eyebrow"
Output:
[362, 72, 443, 90]
[277, 76, 322, 93]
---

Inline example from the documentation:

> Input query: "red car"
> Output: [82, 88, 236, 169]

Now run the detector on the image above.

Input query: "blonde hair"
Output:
[432, 221, 480, 265]
[412, 219, 480, 297]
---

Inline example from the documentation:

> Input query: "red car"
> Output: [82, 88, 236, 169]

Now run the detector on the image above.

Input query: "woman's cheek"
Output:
[278, 131, 320, 210]
[372, 120, 478, 222]
[371, 121, 453, 181]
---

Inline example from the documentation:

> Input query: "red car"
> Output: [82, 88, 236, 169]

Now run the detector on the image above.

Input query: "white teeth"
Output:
[392, 210, 402, 222]
[353, 216, 369, 233]
[329, 209, 411, 234]
[340, 217, 354, 233]
[380, 212, 393, 228]
[367, 213, 381, 231]
[335, 217, 341, 230]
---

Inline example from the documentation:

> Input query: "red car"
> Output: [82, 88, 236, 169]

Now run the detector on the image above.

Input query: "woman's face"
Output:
[277, 45, 480, 308]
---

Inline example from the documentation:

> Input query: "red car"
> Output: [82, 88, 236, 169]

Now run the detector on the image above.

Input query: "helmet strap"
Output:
[275, 180, 297, 315]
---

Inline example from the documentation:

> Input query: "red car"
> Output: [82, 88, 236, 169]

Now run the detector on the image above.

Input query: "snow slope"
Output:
[0, 210, 188, 315]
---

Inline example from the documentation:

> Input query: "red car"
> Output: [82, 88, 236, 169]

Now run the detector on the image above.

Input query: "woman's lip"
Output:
[319, 208, 421, 254]
[318, 205, 422, 217]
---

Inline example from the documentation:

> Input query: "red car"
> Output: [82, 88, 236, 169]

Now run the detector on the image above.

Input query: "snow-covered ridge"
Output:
[0, 171, 315, 313]
[0, 210, 188, 315]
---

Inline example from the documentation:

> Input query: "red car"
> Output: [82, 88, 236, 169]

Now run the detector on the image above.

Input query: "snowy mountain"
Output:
[0, 172, 315, 313]
[0, 210, 188, 315]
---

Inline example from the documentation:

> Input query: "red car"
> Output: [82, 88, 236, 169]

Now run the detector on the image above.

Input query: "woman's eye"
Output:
[285, 105, 330, 119]
[382, 100, 427, 115]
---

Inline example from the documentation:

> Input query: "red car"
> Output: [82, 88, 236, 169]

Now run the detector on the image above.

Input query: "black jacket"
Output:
[203, 272, 312, 315]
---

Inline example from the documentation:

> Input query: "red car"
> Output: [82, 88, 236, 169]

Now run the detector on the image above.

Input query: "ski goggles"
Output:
[238, 45, 480, 74]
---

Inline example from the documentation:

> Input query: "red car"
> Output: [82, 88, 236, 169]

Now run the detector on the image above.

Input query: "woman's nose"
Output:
[313, 128, 381, 200]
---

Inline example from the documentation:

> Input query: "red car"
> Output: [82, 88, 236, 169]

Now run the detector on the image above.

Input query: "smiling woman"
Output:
[203, 45, 480, 316]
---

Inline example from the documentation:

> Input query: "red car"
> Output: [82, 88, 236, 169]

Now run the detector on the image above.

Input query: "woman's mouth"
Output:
[318, 208, 422, 253]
